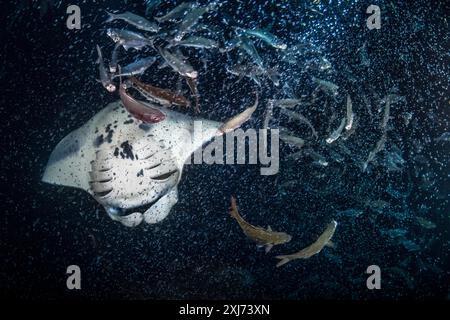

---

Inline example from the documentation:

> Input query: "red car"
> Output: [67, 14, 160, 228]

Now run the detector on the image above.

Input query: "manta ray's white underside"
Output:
[42, 101, 222, 227]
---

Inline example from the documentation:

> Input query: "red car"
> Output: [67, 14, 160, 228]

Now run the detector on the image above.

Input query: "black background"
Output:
[1, 0, 449, 300]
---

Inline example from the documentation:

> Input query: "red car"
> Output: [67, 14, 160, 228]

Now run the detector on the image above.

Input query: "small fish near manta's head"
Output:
[106, 28, 120, 43]
[186, 70, 198, 79]
[105, 83, 116, 93]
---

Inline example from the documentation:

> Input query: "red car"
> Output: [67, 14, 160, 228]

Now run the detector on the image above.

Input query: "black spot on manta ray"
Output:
[119, 141, 134, 160]
[124, 119, 134, 125]
[139, 123, 151, 131]
[93, 134, 104, 147]
[113, 148, 119, 157]
[106, 129, 114, 143]
[137, 169, 144, 177]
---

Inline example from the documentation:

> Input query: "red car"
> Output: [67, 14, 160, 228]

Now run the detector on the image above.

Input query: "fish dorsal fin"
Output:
[325, 240, 335, 248]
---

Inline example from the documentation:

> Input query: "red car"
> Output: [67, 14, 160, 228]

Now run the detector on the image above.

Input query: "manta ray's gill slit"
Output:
[93, 188, 113, 198]
[143, 152, 156, 160]
[145, 162, 162, 170]
[89, 171, 110, 181]
[151, 170, 179, 181]
[95, 178, 113, 184]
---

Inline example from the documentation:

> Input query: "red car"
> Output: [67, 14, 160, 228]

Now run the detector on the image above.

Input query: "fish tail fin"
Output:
[118, 65, 123, 87]
[252, 91, 259, 109]
[275, 255, 291, 268]
[265, 244, 274, 254]
[325, 240, 336, 249]
[105, 11, 116, 23]
[194, 96, 200, 113]
[229, 196, 239, 218]
[95, 45, 102, 64]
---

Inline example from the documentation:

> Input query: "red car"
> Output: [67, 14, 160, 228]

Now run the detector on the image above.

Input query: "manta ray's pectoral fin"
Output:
[144, 187, 178, 224]
[106, 207, 144, 227]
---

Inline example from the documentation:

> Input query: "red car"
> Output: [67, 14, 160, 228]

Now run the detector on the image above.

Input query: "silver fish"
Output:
[272, 98, 306, 109]
[107, 28, 153, 51]
[280, 109, 318, 139]
[96, 45, 116, 92]
[326, 117, 346, 144]
[318, 56, 332, 71]
[362, 132, 387, 172]
[380, 94, 405, 131]
[303, 148, 328, 166]
[263, 100, 274, 130]
[361, 93, 373, 116]
[219, 37, 241, 53]
[158, 47, 198, 79]
[227, 63, 278, 87]
[238, 28, 287, 50]
[239, 35, 264, 68]
[109, 43, 120, 73]
[345, 95, 354, 131]
[112, 56, 157, 78]
[169, 36, 218, 49]
[266, 68, 280, 87]
[381, 95, 392, 130]
[226, 64, 271, 87]
[105, 11, 159, 33]
[189, 22, 222, 35]
[275, 221, 337, 267]
[280, 134, 305, 149]
[218, 93, 258, 134]
[155, 2, 198, 23]
[174, 3, 217, 41]
[145, 0, 162, 16]
[312, 77, 339, 97]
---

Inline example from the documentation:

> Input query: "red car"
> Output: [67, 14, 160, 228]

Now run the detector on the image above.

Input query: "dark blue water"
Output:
[2, 0, 449, 300]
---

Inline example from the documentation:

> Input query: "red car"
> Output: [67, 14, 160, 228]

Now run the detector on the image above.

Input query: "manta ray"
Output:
[42, 101, 226, 227]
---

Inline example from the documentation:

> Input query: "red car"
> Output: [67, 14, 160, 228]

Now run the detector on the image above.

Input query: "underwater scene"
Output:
[2, 0, 449, 301]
